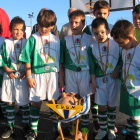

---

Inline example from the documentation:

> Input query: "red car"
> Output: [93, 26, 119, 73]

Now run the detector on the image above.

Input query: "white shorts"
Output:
[1, 72, 30, 106]
[29, 72, 59, 102]
[65, 69, 92, 97]
[95, 75, 120, 107]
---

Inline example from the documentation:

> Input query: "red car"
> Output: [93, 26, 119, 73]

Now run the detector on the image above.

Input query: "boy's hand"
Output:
[58, 77, 65, 88]
[6, 68, 17, 79]
[19, 71, 26, 79]
[27, 77, 36, 88]
[111, 66, 120, 79]
[92, 81, 99, 93]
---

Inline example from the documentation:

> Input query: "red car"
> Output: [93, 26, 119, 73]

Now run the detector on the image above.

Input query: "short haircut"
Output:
[94, 1, 110, 12]
[10, 16, 26, 32]
[133, 4, 140, 14]
[91, 17, 109, 30]
[111, 20, 135, 39]
[37, 9, 57, 28]
[69, 9, 85, 23]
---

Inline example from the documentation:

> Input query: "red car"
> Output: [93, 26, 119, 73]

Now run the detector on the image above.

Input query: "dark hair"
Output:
[37, 9, 57, 28]
[0, 23, 2, 35]
[94, 1, 110, 12]
[10, 16, 26, 32]
[111, 20, 135, 39]
[69, 9, 85, 23]
[133, 4, 140, 14]
[91, 17, 109, 30]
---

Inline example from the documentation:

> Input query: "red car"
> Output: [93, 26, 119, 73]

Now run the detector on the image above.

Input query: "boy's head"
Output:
[69, 9, 85, 35]
[37, 9, 57, 36]
[93, 1, 110, 20]
[133, 4, 140, 29]
[10, 16, 26, 40]
[111, 20, 136, 50]
[92, 17, 110, 43]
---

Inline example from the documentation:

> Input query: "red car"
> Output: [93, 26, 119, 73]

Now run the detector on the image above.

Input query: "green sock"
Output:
[6, 104, 15, 129]
[30, 105, 40, 133]
[133, 120, 140, 140]
[98, 110, 107, 131]
[0, 101, 7, 122]
[21, 104, 30, 127]
[50, 109, 57, 129]
[107, 108, 116, 130]
[127, 118, 134, 136]
[91, 99, 98, 122]
[81, 113, 89, 129]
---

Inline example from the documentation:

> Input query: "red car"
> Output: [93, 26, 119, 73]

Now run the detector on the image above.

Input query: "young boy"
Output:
[59, 9, 93, 135]
[88, 17, 121, 140]
[0, 17, 30, 138]
[84, 1, 113, 37]
[19, 9, 60, 140]
[84, 1, 113, 132]
[111, 20, 140, 140]
[133, 4, 140, 41]
[0, 25, 6, 123]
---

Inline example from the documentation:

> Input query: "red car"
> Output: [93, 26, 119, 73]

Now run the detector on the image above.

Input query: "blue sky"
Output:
[0, 0, 134, 31]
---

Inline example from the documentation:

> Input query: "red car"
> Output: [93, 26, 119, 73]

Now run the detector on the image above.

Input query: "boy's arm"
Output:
[2, 42, 17, 79]
[59, 39, 66, 88]
[59, 63, 64, 88]
[25, 63, 36, 88]
[111, 47, 122, 79]
[91, 74, 99, 92]
[88, 46, 99, 92]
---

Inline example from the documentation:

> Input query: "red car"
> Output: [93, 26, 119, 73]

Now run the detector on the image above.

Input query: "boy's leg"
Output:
[0, 101, 7, 123]
[107, 106, 116, 140]
[95, 105, 107, 139]
[1, 103, 16, 138]
[91, 97, 100, 133]
[30, 102, 41, 135]
[81, 113, 89, 134]
[21, 104, 31, 137]
[133, 119, 140, 140]
[127, 118, 134, 136]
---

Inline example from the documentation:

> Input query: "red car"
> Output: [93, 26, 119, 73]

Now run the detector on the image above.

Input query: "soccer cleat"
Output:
[95, 129, 107, 140]
[26, 130, 37, 140]
[108, 129, 116, 140]
[93, 121, 100, 134]
[23, 125, 32, 138]
[1, 126, 16, 138]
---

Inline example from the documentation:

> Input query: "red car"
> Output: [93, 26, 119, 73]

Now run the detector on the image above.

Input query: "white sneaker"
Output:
[108, 129, 116, 140]
[95, 129, 107, 140]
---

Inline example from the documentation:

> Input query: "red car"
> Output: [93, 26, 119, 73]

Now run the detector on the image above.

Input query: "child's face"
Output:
[69, 17, 85, 35]
[38, 24, 54, 36]
[93, 8, 110, 20]
[114, 35, 134, 50]
[92, 24, 109, 43]
[11, 24, 24, 40]
[133, 12, 140, 29]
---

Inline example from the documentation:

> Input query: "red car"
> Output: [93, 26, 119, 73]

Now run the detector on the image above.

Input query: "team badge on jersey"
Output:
[16, 44, 20, 49]
[75, 38, 80, 45]
[127, 53, 131, 62]
[102, 46, 107, 54]
[45, 39, 48, 44]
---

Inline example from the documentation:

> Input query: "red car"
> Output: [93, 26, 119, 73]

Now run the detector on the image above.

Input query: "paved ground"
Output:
[0, 101, 128, 140]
